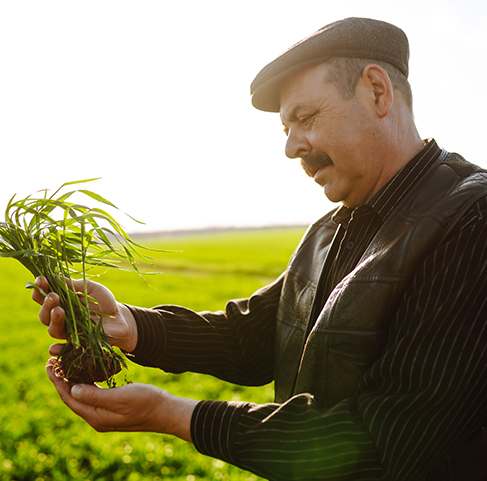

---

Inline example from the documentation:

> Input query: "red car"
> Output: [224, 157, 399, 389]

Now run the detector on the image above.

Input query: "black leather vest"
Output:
[274, 151, 487, 479]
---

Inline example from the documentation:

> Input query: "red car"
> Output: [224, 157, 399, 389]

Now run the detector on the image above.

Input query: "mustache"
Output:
[300, 151, 333, 178]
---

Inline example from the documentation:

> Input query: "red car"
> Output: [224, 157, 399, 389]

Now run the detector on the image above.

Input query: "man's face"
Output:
[279, 62, 384, 208]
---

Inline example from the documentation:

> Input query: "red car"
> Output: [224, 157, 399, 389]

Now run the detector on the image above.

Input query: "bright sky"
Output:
[1, 0, 486, 233]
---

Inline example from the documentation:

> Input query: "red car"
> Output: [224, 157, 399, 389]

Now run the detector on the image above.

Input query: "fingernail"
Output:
[71, 385, 82, 400]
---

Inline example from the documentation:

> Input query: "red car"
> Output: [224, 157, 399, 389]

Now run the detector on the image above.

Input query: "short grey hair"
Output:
[324, 57, 413, 112]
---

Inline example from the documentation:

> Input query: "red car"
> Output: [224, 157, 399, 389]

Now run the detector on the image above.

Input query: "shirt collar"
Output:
[332, 139, 443, 227]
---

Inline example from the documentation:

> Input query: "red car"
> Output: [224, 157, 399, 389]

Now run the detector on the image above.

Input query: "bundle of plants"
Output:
[0, 179, 157, 385]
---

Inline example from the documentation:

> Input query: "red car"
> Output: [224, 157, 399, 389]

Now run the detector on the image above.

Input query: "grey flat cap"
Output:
[250, 17, 409, 112]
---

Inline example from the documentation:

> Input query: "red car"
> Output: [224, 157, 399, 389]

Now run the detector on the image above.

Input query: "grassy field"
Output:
[0, 226, 307, 481]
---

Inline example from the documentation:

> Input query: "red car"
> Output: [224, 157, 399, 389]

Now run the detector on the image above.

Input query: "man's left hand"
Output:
[46, 358, 198, 442]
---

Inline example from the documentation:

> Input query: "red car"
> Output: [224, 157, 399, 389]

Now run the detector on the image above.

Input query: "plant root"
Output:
[53, 342, 122, 385]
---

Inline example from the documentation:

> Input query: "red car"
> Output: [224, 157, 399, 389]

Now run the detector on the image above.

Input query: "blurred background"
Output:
[0, 0, 486, 234]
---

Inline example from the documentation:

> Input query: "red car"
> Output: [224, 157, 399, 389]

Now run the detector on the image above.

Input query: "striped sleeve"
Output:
[190, 198, 487, 480]
[190, 400, 250, 466]
[128, 273, 284, 386]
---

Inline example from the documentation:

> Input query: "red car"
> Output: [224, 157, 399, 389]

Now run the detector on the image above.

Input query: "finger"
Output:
[46, 362, 102, 419]
[38, 290, 67, 339]
[38, 291, 60, 327]
[47, 305, 67, 339]
[32, 276, 49, 305]
[46, 366, 125, 431]
[49, 343, 65, 356]
[47, 356, 57, 366]
[46, 360, 75, 403]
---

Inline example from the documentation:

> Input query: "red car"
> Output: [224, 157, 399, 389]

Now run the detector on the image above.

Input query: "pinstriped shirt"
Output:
[129, 139, 487, 480]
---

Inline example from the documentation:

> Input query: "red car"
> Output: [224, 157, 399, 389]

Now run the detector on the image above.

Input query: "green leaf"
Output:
[25, 281, 48, 297]
[49, 178, 102, 200]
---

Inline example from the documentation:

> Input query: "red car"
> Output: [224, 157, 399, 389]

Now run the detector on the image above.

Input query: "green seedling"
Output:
[0, 178, 159, 385]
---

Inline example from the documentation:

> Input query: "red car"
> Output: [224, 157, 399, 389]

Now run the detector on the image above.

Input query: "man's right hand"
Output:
[33, 276, 138, 354]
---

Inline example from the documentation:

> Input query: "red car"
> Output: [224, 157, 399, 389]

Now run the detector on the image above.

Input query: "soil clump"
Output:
[53, 341, 121, 385]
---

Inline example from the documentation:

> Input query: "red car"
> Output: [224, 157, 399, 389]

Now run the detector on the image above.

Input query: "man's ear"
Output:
[361, 64, 394, 118]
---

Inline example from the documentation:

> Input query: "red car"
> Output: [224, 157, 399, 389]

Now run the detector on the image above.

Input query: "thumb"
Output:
[68, 278, 86, 292]
[71, 383, 117, 410]
[71, 384, 88, 400]
[71, 384, 101, 404]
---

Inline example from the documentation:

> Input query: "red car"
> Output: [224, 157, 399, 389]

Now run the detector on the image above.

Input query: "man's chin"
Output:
[322, 185, 343, 204]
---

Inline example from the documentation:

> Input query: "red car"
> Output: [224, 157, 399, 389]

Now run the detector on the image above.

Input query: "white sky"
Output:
[1, 0, 486, 233]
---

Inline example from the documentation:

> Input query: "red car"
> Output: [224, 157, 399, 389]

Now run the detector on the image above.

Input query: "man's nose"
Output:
[285, 127, 311, 159]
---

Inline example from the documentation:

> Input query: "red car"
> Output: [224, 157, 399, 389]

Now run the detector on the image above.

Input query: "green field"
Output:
[0, 226, 307, 481]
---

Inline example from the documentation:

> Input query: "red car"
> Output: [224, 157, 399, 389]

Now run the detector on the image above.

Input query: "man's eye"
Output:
[299, 115, 312, 126]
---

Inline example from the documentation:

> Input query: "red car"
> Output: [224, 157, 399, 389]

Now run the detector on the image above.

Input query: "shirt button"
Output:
[346, 241, 355, 249]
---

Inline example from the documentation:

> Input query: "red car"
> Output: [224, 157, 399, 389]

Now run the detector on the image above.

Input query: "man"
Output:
[34, 17, 487, 480]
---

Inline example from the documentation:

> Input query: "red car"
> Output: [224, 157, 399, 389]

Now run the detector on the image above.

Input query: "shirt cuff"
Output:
[125, 305, 168, 367]
[191, 400, 250, 467]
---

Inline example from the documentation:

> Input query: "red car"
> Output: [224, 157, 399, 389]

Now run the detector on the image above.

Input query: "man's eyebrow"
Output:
[281, 103, 304, 123]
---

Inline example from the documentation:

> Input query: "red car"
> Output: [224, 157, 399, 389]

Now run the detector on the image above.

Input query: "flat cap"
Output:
[250, 17, 409, 112]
